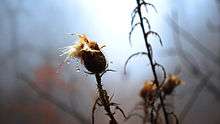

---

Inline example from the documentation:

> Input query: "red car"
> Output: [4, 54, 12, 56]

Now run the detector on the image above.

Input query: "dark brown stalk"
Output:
[95, 73, 118, 124]
[136, 0, 169, 124]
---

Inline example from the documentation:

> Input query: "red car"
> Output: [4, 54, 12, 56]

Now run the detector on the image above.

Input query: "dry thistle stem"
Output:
[125, 0, 182, 124]
[59, 33, 106, 73]
[59, 33, 125, 124]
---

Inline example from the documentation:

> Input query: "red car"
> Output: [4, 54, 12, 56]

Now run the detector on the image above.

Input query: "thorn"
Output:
[129, 22, 141, 46]
[124, 52, 148, 74]
[145, 31, 163, 46]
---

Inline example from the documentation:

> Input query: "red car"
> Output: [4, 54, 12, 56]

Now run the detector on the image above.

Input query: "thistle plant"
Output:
[59, 34, 125, 124]
[124, 0, 182, 124]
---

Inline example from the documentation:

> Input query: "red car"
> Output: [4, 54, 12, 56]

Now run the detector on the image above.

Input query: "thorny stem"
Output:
[136, 0, 169, 124]
[95, 73, 118, 124]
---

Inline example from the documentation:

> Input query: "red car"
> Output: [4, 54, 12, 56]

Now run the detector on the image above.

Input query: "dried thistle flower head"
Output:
[161, 74, 182, 95]
[59, 33, 106, 74]
[140, 81, 157, 100]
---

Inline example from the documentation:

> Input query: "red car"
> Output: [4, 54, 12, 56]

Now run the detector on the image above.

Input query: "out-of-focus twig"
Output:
[206, 0, 220, 33]
[167, 15, 220, 67]
[179, 74, 212, 123]
[206, 20, 220, 32]
[168, 12, 220, 123]
[167, 14, 220, 100]
[160, 47, 220, 101]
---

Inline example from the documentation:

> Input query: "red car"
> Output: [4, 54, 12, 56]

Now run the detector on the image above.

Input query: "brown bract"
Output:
[161, 74, 182, 95]
[140, 81, 157, 100]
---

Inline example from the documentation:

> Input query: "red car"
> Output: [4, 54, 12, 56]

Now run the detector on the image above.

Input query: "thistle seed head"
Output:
[59, 33, 107, 74]
[161, 74, 182, 95]
[140, 80, 156, 100]
[81, 49, 106, 74]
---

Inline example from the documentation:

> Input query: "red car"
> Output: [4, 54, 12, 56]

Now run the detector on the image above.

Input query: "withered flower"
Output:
[161, 74, 182, 95]
[59, 34, 106, 74]
[140, 81, 157, 101]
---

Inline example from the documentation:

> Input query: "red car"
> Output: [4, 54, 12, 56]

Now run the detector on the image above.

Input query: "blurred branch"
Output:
[0, 0, 30, 68]
[167, 14, 220, 100]
[161, 48, 220, 101]
[168, 12, 220, 123]
[215, 0, 220, 10]
[167, 15, 220, 67]
[206, 0, 220, 33]
[17, 73, 90, 124]
[0, 43, 38, 68]
[206, 20, 220, 32]
[179, 74, 212, 123]
[1, 0, 28, 15]
[1, 0, 21, 73]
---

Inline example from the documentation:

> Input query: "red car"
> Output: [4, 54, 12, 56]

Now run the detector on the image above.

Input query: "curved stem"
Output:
[95, 74, 118, 124]
[136, 0, 169, 124]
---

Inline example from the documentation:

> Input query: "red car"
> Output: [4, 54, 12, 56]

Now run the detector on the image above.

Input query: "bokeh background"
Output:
[0, 0, 219, 124]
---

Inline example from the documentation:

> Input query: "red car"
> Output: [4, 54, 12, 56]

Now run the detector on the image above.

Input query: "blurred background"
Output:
[0, 0, 219, 124]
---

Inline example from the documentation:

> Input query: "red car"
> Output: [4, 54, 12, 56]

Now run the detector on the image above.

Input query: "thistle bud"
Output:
[81, 49, 106, 73]
[59, 34, 106, 74]
[161, 74, 182, 95]
[140, 81, 156, 100]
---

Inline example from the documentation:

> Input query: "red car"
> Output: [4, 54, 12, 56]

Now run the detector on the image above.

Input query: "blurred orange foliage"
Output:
[34, 63, 78, 92]
[2, 100, 62, 124]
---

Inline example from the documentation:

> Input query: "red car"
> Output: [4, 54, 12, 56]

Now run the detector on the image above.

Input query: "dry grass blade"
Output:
[131, 11, 151, 31]
[143, 17, 151, 30]
[154, 63, 167, 87]
[145, 31, 163, 46]
[124, 52, 148, 74]
[131, 7, 138, 17]
[140, 0, 158, 13]
[148, 43, 153, 58]
[131, 8, 138, 26]
[129, 22, 141, 46]
[130, 18, 151, 46]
